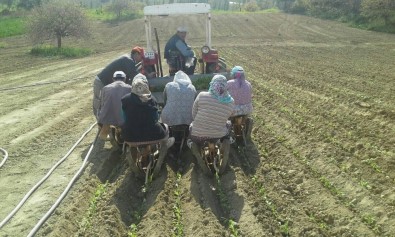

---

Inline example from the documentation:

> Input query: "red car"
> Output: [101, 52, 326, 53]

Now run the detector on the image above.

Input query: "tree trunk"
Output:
[57, 35, 62, 48]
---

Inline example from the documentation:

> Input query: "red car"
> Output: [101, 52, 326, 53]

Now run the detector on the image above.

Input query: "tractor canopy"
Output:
[143, 3, 212, 52]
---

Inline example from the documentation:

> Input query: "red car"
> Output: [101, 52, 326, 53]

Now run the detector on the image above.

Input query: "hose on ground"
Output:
[0, 147, 8, 168]
[0, 122, 97, 229]
[27, 123, 100, 237]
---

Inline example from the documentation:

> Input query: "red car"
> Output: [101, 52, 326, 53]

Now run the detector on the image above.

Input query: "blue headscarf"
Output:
[208, 75, 233, 104]
[231, 66, 246, 87]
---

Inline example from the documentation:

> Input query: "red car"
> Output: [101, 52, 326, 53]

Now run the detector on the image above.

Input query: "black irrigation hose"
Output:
[0, 76, 89, 92]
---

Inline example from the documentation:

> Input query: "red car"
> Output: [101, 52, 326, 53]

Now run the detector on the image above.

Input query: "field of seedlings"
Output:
[0, 12, 394, 237]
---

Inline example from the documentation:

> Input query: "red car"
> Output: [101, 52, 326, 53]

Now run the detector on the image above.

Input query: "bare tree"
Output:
[27, 1, 91, 48]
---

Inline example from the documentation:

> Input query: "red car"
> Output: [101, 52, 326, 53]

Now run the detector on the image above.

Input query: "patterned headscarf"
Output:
[208, 74, 233, 104]
[173, 70, 192, 86]
[231, 66, 246, 87]
[131, 73, 151, 102]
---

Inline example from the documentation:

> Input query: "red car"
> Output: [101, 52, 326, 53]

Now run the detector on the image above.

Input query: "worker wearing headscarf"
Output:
[161, 70, 197, 126]
[121, 74, 174, 147]
[227, 66, 253, 116]
[189, 74, 234, 143]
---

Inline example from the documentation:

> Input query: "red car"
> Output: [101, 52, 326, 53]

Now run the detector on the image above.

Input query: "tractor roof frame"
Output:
[143, 3, 212, 53]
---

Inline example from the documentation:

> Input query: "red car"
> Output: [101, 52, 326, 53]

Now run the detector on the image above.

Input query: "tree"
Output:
[106, 0, 129, 19]
[361, 0, 395, 26]
[27, 1, 91, 48]
[276, 0, 296, 12]
[0, 0, 14, 10]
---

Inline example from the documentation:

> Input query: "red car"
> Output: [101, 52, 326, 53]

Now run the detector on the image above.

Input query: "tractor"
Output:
[140, 3, 228, 105]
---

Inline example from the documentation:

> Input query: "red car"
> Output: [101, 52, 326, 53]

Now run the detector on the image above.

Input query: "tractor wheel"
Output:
[218, 139, 230, 175]
[152, 149, 166, 177]
[191, 143, 212, 176]
[127, 147, 144, 179]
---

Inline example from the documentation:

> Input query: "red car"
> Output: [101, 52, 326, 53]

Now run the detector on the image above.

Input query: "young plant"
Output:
[78, 182, 108, 232]
[128, 183, 150, 236]
[172, 172, 184, 237]
[362, 213, 383, 234]
[215, 173, 240, 236]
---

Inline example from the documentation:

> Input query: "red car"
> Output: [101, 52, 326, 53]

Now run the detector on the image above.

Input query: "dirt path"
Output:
[0, 12, 394, 237]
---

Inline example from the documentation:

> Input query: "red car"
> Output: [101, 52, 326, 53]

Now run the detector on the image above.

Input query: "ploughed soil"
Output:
[0, 12, 395, 237]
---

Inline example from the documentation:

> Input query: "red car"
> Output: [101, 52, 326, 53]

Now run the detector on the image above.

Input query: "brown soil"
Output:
[0, 12, 394, 237]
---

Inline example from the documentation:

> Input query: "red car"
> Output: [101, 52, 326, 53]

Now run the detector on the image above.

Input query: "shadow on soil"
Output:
[230, 140, 261, 176]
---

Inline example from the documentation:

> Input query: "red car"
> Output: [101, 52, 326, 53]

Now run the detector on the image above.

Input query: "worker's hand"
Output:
[147, 71, 157, 78]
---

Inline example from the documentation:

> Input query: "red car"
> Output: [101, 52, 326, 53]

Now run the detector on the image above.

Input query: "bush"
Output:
[244, 1, 260, 12]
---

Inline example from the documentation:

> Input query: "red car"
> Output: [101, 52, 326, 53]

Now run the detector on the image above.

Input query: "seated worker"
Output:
[97, 71, 132, 140]
[227, 65, 254, 140]
[164, 26, 196, 76]
[161, 70, 197, 126]
[93, 46, 144, 121]
[121, 74, 175, 148]
[188, 74, 234, 146]
[227, 66, 253, 116]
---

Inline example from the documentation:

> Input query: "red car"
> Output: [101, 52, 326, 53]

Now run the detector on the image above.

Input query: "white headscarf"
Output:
[173, 70, 192, 86]
[131, 73, 151, 102]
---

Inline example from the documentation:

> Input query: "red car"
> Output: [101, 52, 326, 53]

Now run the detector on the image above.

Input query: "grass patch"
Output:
[30, 45, 92, 58]
[84, 8, 143, 23]
[0, 16, 25, 38]
[85, 8, 115, 21]
[0, 41, 6, 48]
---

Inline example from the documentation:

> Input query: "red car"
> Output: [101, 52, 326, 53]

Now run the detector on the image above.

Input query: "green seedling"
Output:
[127, 184, 149, 236]
[78, 182, 108, 232]
[215, 173, 240, 236]
[279, 220, 289, 236]
[172, 172, 184, 237]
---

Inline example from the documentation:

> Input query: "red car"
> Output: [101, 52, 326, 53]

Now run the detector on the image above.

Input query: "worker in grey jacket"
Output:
[93, 47, 144, 121]
[97, 71, 132, 140]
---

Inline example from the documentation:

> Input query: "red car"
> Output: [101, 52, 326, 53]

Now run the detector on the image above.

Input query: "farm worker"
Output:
[161, 70, 197, 126]
[121, 74, 175, 148]
[164, 26, 196, 76]
[227, 65, 254, 140]
[93, 46, 144, 122]
[187, 74, 234, 148]
[97, 71, 132, 140]
[227, 66, 253, 116]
